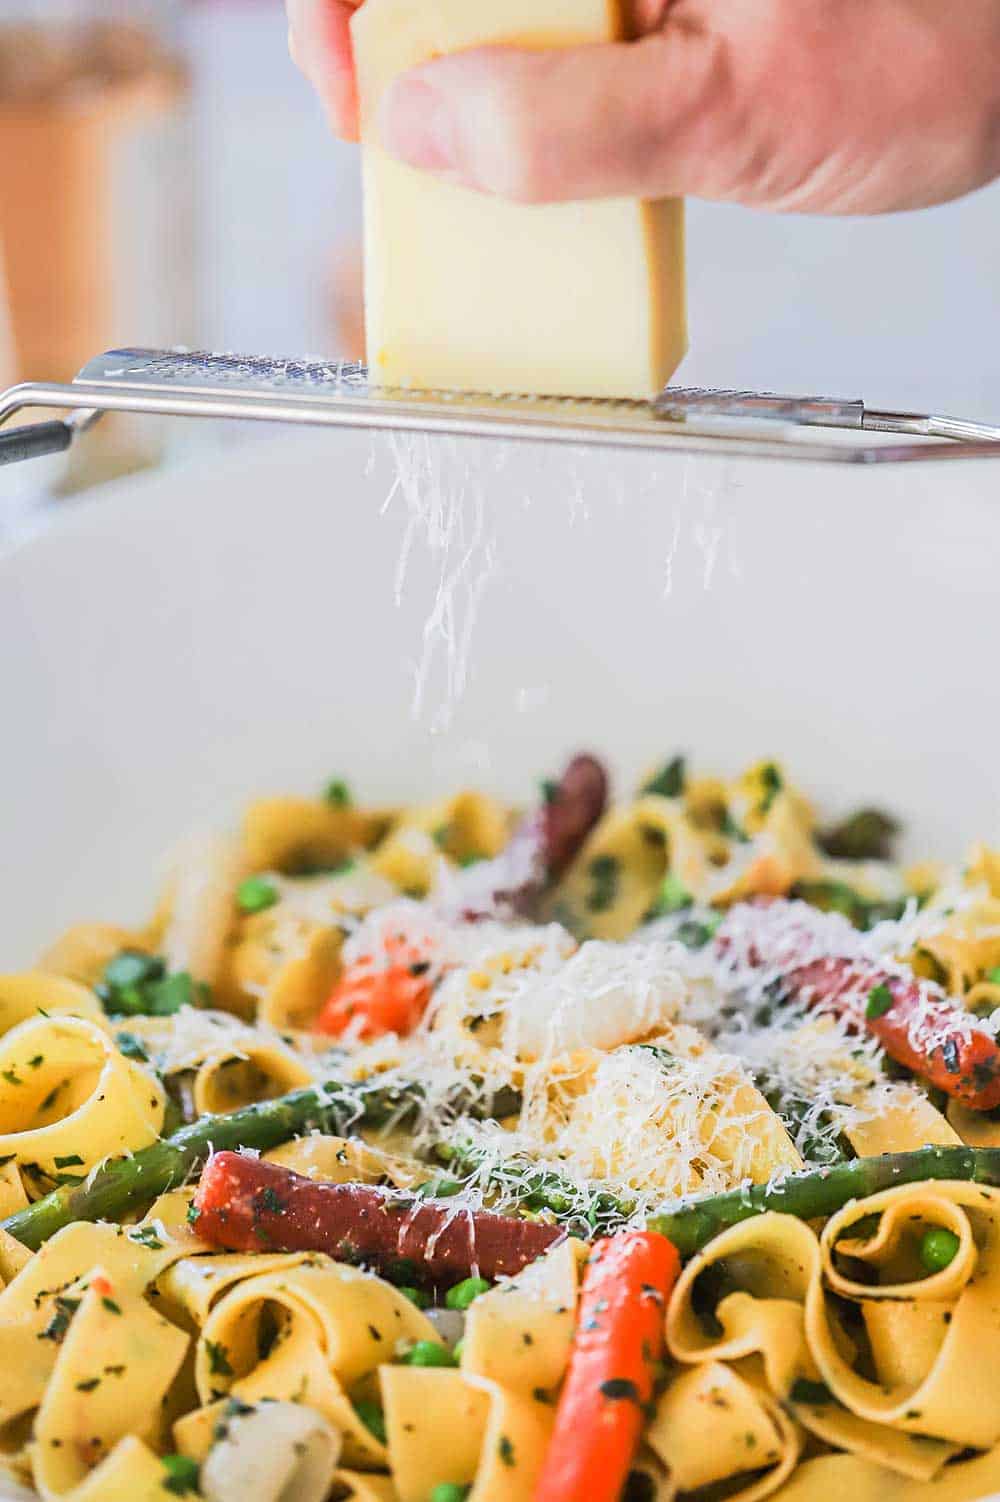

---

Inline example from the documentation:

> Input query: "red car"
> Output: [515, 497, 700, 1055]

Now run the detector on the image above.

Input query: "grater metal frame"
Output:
[1, 347, 999, 467]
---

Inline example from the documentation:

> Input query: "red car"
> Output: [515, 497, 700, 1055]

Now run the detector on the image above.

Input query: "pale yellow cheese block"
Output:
[352, 0, 687, 400]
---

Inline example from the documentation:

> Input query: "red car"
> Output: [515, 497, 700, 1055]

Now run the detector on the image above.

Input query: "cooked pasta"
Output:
[3, 752, 1000, 1502]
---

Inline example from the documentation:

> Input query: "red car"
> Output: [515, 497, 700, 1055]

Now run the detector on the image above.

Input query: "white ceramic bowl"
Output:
[1, 429, 1000, 1501]
[3, 429, 1000, 967]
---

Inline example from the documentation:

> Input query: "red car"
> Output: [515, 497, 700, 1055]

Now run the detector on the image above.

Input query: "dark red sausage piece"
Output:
[785, 957, 1000, 1111]
[542, 753, 609, 879]
[460, 752, 609, 920]
[194, 1152, 565, 1283]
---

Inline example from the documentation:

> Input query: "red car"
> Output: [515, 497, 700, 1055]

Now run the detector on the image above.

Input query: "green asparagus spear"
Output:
[442, 1142, 1000, 1261]
[3, 1076, 521, 1252]
[435, 1141, 634, 1235]
[649, 1145, 1000, 1260]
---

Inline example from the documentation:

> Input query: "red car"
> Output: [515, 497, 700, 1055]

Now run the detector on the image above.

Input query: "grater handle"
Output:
[0, 419, 74, 468]
[658, 388, 865, 429]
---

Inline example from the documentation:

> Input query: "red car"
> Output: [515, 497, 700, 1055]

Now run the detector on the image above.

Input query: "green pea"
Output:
[429, 1485, 471, 1502]
[919, 1227, 961, 1273]
[324, 778, 352, 807]
[398, 1285, 430, 1310]
[353, 1398, 386, 1445]
[452, 1339, 465, 1363]
[236, 876, 279, 915]
[445, 1277, 491, 1311]
[654, 873, 692, 916]
[403, 1341, 457, 1368]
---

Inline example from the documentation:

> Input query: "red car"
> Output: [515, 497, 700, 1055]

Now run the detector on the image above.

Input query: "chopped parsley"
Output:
[114, 1031, 149, 1062]
[101, 1296, 123, 1315]
[791, 880, 909, 933]
[675, 913, 722, 950]
[818, 807, 899, 862]
[758, 762, 784, 813]
[623, 1473, 657, 1502]
[599, 1378, 640, 1402]
[790, 1378, 833, 1405]
[205, 1340, 234, 1377]
[865, 983, 894, 1021]
[161, 1454, 201, 1496]
[497, 1435, 516, 1467]
[53, 1154, 83, 1169]
[38, 1295, 80, 1344]
[127, 1224, 165, 1250]
[324, 778, 352, 807]
[353, 1398, 386, 1445]
[586, 854, 620, 914]
[253, 1185, 286, 1216]
[97, 950, 209, 1018]
[641, 756, 686, 799]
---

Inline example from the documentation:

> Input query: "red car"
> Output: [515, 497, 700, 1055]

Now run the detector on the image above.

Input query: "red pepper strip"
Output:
[313, 962, 433, 1038]
[533, 1230, 680, 1502]
[784, 957, 1000, 1111]
[314, 931, 435, 1039]
[194, 1152, 564, 1283]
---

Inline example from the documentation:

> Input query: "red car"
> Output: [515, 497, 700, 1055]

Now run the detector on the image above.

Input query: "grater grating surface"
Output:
[1, 347, 998, 467]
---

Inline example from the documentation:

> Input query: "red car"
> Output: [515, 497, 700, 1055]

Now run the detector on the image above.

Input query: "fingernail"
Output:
[379, 76, 457, 174]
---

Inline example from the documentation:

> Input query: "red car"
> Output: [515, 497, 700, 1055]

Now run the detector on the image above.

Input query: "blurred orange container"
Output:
[0, 17, 195, 389]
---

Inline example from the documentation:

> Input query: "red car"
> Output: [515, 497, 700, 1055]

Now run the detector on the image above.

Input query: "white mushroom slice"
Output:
[200, 1401, 341, 1502]
[501, 940, 687, 1059]
[426, 1306, 466, 1348]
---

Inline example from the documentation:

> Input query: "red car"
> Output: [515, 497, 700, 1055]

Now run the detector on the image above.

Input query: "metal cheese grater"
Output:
[1, 347, 999, 466]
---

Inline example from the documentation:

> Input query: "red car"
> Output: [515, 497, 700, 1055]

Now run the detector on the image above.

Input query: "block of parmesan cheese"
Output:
[351, 0, 687, 400]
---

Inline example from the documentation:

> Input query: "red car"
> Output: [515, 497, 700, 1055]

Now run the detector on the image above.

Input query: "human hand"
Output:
[288, 0, 1000, 213]
[287, 0, 363, 141]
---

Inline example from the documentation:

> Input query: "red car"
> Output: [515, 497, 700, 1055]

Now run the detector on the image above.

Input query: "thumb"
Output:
[376, 28, 727, 203]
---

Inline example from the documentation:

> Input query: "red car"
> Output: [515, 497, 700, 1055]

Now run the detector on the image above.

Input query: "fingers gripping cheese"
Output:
[352, 0, 687, 399]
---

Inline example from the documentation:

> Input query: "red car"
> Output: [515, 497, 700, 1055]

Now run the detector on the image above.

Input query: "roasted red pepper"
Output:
[314, 933, 435, 1039]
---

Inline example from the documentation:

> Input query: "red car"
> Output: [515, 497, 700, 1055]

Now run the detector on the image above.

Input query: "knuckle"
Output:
[464, 61, 554, 202]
